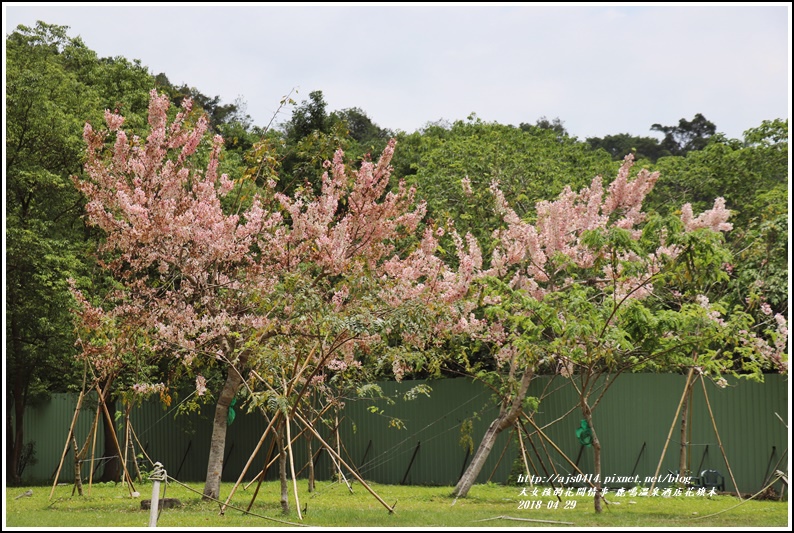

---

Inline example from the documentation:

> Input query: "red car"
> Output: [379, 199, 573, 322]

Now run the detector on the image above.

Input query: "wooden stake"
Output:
[122, 403, 130, 482]
[294, 411, 395, 513]
[50, 389, 85, 500]
[221, 410, 281, 515]
[88, 399, 102, 495]
[246, 438, 276, 513]
[285, 414, 303, 520]
[94, 383, 136, 495]
[699, 374, 742, 499]
[245, 437, 276, 491]
[516, 421, 533, 488]
[650, 367, 694, 493]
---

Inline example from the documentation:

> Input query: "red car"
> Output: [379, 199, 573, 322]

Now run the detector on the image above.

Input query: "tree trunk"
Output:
[8, 314, 26, 486]
[307, 436, 315, 493]
[9, 381, 26, 486]
[277, 426, 289, 514]
[72, 435, 84, 496]
[582, 400, 603, 513]
[678, 380, 693, 479]
[202, 356, 247, 501]
[452, 369, 533, 498]
[98, 379, 120, 483]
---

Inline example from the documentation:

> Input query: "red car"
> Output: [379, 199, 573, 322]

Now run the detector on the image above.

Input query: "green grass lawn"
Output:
[4, 480, 790, 528]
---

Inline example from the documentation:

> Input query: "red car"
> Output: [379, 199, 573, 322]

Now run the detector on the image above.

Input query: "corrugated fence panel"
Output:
[20, 392, 103, 483]
[524, 373, 788, 495]
[125, 397, 343, 484]
[336, 378, 514, 486]
[16, 374, 788, 495]
[686, 374, 788, 495]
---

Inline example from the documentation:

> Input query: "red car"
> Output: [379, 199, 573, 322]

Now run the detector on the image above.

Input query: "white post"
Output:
[148, 462, 166, 527]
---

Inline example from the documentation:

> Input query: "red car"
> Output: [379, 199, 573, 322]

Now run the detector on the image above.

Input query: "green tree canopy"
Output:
[651, 113, 716, 156]
[392, 116, 618, 254]
[5, 21, 155, 484]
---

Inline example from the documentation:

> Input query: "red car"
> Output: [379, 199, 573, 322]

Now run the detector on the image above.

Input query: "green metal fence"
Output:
[16, 373, 788, 496]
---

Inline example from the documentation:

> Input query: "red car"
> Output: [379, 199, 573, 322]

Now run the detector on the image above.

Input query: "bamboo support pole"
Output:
[88, 400, 102, 495]
[50, 389, 85, 499]
[94, 383, 136, 495]
[699, 374, 742, 500]
[650, 367, 694, 493]
[516, 421, 533, 488]
[246, 438, 276, 513]
[535, 417, 562, 480]
[294, 411, 395, 513]
[285, 414, 303, 520]
[122, 404, 131, 482]
[521, 430, 541, 486]
[322, 436, 354, 493]
[245, 436, 277, 491]
[221, 410, 281, 515]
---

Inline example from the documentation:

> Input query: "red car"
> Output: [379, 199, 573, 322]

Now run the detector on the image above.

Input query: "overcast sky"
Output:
[3, 3, 791, 141]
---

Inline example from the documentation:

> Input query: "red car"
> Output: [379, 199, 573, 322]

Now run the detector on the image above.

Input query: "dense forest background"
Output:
[5, 22, 788, 485]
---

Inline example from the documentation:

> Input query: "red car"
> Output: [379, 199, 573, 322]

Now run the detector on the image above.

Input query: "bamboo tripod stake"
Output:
[50, 390, 85, 499]
[699, 374, 742, 500]
[88, 400, 102, 495]
[94, 382, 137, 495]
[285, 404, 303, 520]
[516, 421, 534, 488]
[651, 369, 742, 498]
[294, 411, 396, 514]
[223, 400, 338, 514]
[650, 367, 694, 493]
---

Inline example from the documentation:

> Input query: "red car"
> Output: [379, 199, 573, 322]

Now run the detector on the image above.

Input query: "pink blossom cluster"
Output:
[74, 90, 481, 397]
[681, 198, 733, 233]
[698, 294, 787, 373]
[131, 382, 165, 396]
[392, 358, 411, 382]
[74, 90, 291, 374]
[484, 155, 736, 308]
[325, 357, 362, 372]
[195, 375, 207, 396]
[447, 155, 751, 380]
[273, 140, 426, 277]
[486, 156, 663, 298]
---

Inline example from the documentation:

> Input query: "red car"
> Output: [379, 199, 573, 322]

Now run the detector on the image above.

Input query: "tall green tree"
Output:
[586, 132, 669, 163]
[275, 90, 392, 199]
[651, 113, 716, 156]
[329, 106, 393, 159]
[5, 21, 153, 485]
[648, 119, 788, 316]
[520, 115, 568, 139]
[392, 116, 618, 259]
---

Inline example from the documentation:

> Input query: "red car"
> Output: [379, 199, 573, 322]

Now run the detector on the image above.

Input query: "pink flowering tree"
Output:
[221, 138, 481, 515]
[73, 90, 289, 500]
[72, 90, 468, 511]
[449, 155, 787, 512]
